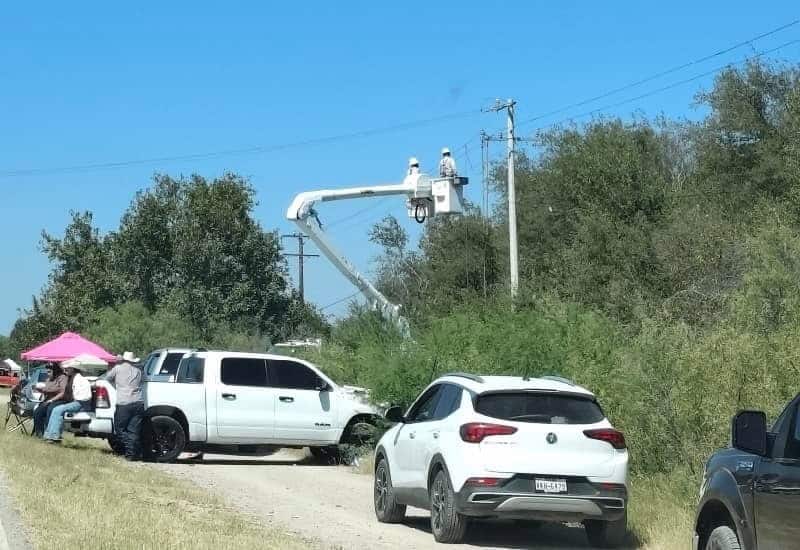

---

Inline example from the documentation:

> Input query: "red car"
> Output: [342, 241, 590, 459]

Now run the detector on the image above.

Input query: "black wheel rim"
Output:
[375, 464, 388, 513]
[150, 423, 178, 456]
[431, 475, 446, 532]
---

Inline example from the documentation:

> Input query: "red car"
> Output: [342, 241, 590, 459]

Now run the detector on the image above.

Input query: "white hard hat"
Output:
[408, 157, 419, 166]
[441, 147, 451, 155]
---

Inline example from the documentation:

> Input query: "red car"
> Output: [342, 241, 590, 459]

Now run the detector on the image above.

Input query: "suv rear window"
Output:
[475, 392, 604, 424]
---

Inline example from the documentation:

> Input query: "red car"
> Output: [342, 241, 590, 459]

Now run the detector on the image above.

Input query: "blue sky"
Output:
[1, 2, 798, 335]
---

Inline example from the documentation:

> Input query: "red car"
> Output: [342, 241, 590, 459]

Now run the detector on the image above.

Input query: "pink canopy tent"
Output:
[21, 332, 117, 363]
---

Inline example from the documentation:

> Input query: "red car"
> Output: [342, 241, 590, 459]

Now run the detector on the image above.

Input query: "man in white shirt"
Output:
[407, 156, 420, 176]
[439, 147, 457, 177]
[43, 360, 94, 442]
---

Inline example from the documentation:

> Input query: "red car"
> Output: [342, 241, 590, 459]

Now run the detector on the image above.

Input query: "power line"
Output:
[325, 197, 393, 229]
[334, 205, 398, 233]
[516, 19, 800, 127]
[454, 19, 799, 156]
[0, 109, 482, 178]
[319, 291, 362, 311]
[517, 38, 800, 134]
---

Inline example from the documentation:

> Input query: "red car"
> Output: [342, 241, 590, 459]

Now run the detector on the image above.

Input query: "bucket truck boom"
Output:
[286, 173, 468, 337]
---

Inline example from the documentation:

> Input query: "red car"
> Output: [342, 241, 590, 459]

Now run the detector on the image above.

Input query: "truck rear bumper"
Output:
[65, 412, 113, 437]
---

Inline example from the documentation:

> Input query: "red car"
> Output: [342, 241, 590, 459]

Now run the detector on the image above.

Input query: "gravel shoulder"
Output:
[0, 471, 33, 550]
[153, 449, 595, 550]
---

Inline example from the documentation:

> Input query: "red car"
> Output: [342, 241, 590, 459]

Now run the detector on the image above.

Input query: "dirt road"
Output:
[154, 449, 596, 550]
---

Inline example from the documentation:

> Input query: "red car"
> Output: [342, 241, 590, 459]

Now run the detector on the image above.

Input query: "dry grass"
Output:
[352, 450, 375, 475]
[0, 389, 310, 550]
[627, 472, 694, 550]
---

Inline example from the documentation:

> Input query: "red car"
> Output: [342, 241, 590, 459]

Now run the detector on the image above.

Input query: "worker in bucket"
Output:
[407, 156, 420, 176]
[439, 147, 457, 177]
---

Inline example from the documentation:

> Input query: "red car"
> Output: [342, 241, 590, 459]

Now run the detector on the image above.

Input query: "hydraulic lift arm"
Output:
[286, 174, 467, 337]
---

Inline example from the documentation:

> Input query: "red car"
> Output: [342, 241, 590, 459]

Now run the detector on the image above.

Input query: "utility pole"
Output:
[281, 233, 319, 303]
[489, 99, 519, 299]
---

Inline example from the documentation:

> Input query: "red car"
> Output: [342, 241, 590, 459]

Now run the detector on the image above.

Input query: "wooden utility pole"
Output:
[281, 233, 319, 303]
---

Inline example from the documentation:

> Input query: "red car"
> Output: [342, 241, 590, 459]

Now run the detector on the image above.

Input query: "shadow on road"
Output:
[403, 517, 640, 549]
[175, 455, 332, 467]
[403, 517, 591, 549]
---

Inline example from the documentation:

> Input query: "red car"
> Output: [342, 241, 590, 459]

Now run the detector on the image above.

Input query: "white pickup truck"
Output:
[66, 350, 380, 462]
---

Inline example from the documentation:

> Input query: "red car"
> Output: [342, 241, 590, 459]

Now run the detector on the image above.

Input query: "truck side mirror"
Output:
[732, 410, 767, 456]
[384, 406, 405, 424]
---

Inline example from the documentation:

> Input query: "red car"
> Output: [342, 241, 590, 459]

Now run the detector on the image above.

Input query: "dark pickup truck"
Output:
[694, 394, 800, 550]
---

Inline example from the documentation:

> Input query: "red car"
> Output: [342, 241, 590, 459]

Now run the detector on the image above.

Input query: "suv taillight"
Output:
[95, 386, 110, 409]
[460, 422, 517, 443]
[584, 428, 626, 449]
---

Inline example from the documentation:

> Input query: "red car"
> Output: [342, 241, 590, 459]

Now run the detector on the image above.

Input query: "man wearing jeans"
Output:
[105, 351, 144, 460]
[43, 359, 93, 442]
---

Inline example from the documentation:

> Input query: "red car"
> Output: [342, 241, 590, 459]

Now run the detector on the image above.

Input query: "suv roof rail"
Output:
[539, 375, 576, 386]
[442, 372, 484, 383]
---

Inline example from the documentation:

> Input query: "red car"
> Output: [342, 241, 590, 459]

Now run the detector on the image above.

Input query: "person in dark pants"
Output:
[32, 363, 68, 438]
[104, 351, 144, 460]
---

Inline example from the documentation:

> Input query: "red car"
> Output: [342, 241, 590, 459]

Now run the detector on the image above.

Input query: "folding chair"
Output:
[4, 397, 33, 435]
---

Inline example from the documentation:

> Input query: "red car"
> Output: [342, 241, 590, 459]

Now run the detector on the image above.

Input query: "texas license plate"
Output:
[534, 478, 567, 493]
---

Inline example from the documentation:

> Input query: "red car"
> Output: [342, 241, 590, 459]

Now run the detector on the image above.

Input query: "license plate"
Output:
[534, 479, 567, 493]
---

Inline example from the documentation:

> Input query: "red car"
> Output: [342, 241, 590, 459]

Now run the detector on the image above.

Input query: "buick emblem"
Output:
[546, 433, 558, 444]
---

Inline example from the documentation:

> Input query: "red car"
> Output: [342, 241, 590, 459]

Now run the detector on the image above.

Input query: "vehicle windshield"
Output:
[475, 392, 605, 424]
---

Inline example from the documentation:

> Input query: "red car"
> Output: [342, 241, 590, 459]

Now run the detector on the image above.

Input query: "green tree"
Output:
[10, 172, 326, 353]
[85, 301, 269, 359]
[114, 173, 314, 339]
[0, 335, 17, 359]
[369, 209, 500, 319]
[695, 61, 800, 212]
[11, 211, 115, 350]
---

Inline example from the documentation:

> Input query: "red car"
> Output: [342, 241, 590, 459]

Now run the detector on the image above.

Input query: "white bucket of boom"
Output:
[405, 175, 468, 222]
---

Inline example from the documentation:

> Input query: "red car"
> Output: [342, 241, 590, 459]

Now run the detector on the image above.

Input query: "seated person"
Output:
[43, 360, 93, 443]
[32, 363, 68, 438]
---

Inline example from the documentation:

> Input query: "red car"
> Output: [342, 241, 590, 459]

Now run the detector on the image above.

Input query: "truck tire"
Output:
[705, 526, 741, 550]
[584, 510, 627, 548]
[341, 418, 378, 446]
[309, 445, 340, 463]
[429, 468, 468, 543]
[374, 457, 406, 523]
[142, 415, 186, 463]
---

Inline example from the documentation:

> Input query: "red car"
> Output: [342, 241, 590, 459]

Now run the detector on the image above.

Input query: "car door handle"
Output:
[758, 474, 780, 484]
[221, 393, 236, 400]
[279, 396, 294, 403]
[409, 432, 416, 439]
[432, 431, 440, 439]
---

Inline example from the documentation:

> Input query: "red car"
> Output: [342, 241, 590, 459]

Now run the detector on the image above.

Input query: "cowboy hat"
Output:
[117, 351, 140, 363]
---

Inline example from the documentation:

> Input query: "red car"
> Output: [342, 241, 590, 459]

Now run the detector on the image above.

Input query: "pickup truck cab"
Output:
[67, 350, 380, 462]
[694, 393, 800, 550]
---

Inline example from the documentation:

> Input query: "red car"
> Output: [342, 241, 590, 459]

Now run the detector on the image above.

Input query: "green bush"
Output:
[313, 287, 800, 479]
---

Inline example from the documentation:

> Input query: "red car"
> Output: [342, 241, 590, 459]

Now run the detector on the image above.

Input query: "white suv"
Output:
[373, 373, 629, 547]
